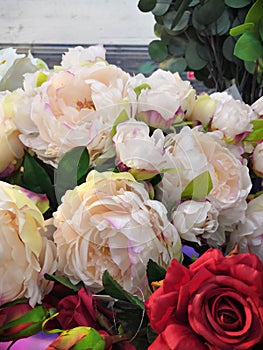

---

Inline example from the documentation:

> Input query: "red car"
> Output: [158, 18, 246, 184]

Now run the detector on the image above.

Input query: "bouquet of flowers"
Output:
[0, 45, 262, 350]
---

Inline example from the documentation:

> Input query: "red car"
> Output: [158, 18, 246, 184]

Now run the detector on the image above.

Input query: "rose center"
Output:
[213, 296, 245, 330]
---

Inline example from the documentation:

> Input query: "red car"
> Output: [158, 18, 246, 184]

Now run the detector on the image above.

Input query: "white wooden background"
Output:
[0, 0, 156, 45]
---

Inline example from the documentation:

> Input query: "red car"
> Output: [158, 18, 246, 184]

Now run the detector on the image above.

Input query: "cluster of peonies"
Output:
[0, 45, 263, 349]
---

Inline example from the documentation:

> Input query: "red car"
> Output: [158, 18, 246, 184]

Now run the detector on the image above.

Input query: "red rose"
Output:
[56, 287, 100, 330]
[145, 248, 263, 350]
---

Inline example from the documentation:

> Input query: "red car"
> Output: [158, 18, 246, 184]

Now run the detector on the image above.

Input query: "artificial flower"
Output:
[17, 56, 131, 166]
[252, 142, 263, 177]
[230, 194, 263, 261]
[171, 200, 222, 247]
[0, 181, 57, 306]
[0, 91, 25, 177]
[157, 127, 251, 226]
[128, 69, 195, 129]
[53, 170, 181, 295]
[113, 119, 166, 180]
[60, 45, 106, 68]
[145, 248, 263, 350]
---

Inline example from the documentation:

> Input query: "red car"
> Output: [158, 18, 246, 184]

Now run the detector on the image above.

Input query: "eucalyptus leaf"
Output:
[234, 31, 263, 61]
[138, 0, 157, 12]
[160, 57, 187, 73]
[210, 9, 231, 35]
[148, 40, 168, 62]
[223, 36, 236, 61]
[102, 270, 145, 310]
[196, 0, 225, 26]
[154, 22, 163, 37]
[168, 36, 187, 55]
[139, 61, 158, 74]
[181, 171, 213, 200]
[245, 0, 263, 28]
[54, 146, 90, 204]
[192, 6, 206, 31]
[152, 0, 172, 16]
[225, 0, 251, 8]
[185, 41, 208, 70]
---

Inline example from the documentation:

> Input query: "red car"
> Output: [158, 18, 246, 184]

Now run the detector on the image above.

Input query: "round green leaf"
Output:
[185, 41, 208, 70]
[245, 60, 256, 73]
[160, 57, 187, 73]
[245, 0, 263, 27]
[152, 0, 172, 16]
[168, 36, 187, 55]
[211, 9, 231, 35]
[138, 0, 157, 12]
[163, 10, 190, 32]
[148, 40, 168, 62]
[234, 32, 263, 61]
[154, 22, 163, 37]
[196, 0, 225, 25]
[223, 36, 236, 61]
[139, 61, 157, 74]
[189, 0, 200, 6]
[192, 6, 206, 32]
[225, 0, 251, 8]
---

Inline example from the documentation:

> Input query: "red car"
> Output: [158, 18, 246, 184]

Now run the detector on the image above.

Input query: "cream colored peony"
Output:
[53, 170, 181, 295]
[0, 182, 57, 306]
[127, 69, 195, 129]
[0, 91, 25, 177]
[252, 142, 263, 177]
[157, 127, 251, 226]
[113, 120, 167, 180]
[230, 194, 263, 261]
[171, 200, 224, 247]
[60, 45, 106, 68]
[17, 54, 131, 166]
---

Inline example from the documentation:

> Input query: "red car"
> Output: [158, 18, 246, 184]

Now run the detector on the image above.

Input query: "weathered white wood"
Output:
[0, 0, 156, 45]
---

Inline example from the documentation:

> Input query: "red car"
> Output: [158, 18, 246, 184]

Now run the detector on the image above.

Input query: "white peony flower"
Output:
[210, 92, 257, 140]
[171, 200, 224, 247]
[113, 120, 167, 180]
[53, 170, 181, 295]
[251, 95, 263, 117]
[127, 69, 196, 129]
[252, 142, 263, 177]
[0, 182, 57, 306]
[0, 91, 25, 177]
[0, 47, 25, 81]
[156, 127, 251, 226]
[230, 194, 263, 261]
[61, 45, 106, 68]
[16, 60, 132, 166]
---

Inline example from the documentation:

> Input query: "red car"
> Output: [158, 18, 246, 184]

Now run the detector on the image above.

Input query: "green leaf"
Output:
[44, 273, 83, 292]
[259, 18, 263, 41]
[185, 41, 208, 70]
[110, 109, 129, 136]
[147, 325, 158, 344]
[71, 328, 105, 350]
[244, 119, 263, 141]
[138, 0, 157, 12]
[139, 61, 157, 75]
[146, 259, 166, 291]
[234, 32, 263, 61]
[223, 36, 236, 61]
[152, 0, 173, 16]
[230, 22, 255, 36]
[22, 152, 56, 207]
[245, 0, 263, 28]
[196, 0, 225, 25]
[148, 40, 168, 62]
[181, 171, 213, 200]
[225, 0, 251, 8]
[54, 146, 90, 204]
[102, 270, 145, 310]
[159, 57, 187, 73]
[134, 83, 152, 98]
[210, 9, 231, 35]
[36, 71, 48, 87]
[163, 10, 190, 32]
